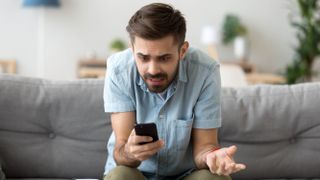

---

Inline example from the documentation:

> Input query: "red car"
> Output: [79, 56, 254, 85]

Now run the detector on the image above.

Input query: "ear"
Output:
[129, 42, 134, 51]
[179, 41, 189, 60]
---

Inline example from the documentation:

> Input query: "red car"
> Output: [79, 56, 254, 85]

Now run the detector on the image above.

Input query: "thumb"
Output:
[225, 145, 237, 157]
[131, 128, 136, 136]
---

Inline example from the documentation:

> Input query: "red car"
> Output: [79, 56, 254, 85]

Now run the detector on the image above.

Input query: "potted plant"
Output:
[109, 38, 127, 52]
[285, 0, 320, 84]
[222, 14, 248, 61]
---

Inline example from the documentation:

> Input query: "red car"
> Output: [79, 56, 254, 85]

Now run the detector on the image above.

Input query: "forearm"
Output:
[114, 142, 141, 168]
[194, 144, 220, 169]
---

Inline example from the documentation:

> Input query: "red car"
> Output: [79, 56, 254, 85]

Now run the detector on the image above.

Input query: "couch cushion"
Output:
[220, 83, 320, 179]
[0, 166, 5, 180]
[0, 75, 111, 178]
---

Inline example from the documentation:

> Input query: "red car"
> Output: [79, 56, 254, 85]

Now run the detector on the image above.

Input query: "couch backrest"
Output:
[0, 75, 111, 179]
[1, 74, 320, 179]
[220, 83, 320, 179]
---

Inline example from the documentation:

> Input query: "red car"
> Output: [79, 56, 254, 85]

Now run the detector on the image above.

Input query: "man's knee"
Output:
[184, 169, 232, 180]
[104, 166, 145, 180]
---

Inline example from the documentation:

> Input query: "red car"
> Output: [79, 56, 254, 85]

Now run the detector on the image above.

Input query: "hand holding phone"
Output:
[134, 123, 159, 145]
[123, 123, 163, 162]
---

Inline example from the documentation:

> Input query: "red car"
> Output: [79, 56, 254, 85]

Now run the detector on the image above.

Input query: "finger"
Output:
[133, 139, 164, 154]
[224, 162, 235, 175]
[225, 145, 237, 157]
[134, 149, 156, 161]
[133, 141, 164, 161]
[207, 153, 218, 174]
[224, 162, 234, 171]
[157, 140, 165, 148]
[142, 140, 165, 151]
[130, 128, 136, 136]
[220, 161, 230, 176]
[134, 135, 153, 145]
[235, 164, 246, 171]
[146, 142, 162, 154]
[224, 162, 246, 174]
[216, 161, 225, 176]
[228, 164, 246, 174]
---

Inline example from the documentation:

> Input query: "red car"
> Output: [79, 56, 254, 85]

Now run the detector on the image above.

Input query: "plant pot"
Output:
[234, 36, 248, 61]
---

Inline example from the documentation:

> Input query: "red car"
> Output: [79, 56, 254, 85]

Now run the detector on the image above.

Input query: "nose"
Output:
[147, 60, 161, 75]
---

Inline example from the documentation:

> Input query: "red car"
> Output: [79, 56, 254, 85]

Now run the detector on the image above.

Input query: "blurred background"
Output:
[0, 0, 319, 86]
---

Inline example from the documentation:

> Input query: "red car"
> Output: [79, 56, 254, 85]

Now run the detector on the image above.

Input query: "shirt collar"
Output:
[178, 58, 188, 83]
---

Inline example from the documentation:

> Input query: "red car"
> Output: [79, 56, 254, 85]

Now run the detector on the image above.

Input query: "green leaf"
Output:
[222, 14, 247, 44]
[285, 0, 320, 83]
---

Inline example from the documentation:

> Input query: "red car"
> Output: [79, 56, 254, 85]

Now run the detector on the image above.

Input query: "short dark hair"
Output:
[126, 3, 186, 47]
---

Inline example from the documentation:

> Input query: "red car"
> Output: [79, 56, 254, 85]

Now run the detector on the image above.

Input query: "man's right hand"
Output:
[124, 129, 165, 162]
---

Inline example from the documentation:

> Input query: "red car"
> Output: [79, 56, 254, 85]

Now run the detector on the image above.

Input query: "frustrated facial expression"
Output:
[133, 35, 188, 93]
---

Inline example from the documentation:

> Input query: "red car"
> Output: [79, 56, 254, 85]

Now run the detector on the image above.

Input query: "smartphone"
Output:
[134, 123, 159, 145]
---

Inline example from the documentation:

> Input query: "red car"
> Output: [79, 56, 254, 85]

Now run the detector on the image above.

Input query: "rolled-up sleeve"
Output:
[103, 56, 135, 113]
[193, 63, 221, 129]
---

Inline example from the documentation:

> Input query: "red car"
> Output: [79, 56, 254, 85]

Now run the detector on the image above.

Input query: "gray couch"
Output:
[0, 74, 319, 180]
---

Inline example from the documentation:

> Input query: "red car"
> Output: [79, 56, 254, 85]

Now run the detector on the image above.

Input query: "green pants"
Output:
[104, 166, 232, 180]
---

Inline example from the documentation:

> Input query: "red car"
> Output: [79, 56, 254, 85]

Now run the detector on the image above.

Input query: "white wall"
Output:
[0, 0, 296, 80]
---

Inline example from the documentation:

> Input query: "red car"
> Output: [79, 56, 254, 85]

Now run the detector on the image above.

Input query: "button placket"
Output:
[157, 105, 168, 175]
[159, 114, 165, 119]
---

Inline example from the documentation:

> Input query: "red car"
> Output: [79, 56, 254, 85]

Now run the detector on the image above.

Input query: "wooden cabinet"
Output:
[77, 59, 106, 78]
[222, 60, 286, 85]
[0, 60, 17, 74]
[246, 73, 286, 84]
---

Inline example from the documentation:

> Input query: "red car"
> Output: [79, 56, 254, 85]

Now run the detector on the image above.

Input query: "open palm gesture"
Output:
[205, 145, 246, 176]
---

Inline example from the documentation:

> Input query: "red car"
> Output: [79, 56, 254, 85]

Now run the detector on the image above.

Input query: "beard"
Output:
[148, 85, 166, 93]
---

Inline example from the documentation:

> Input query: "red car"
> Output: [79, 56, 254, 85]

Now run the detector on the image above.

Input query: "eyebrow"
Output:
[136, 52, 172, 58]
[137, 52, 150, 58]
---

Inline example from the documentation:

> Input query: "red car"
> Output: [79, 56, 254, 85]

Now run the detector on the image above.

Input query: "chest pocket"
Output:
[163, 116, 195, 175]
[173, 117, 194, 151]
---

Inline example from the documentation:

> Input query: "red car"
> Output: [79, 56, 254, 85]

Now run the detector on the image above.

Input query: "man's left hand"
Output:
[205, 145, 246, 176]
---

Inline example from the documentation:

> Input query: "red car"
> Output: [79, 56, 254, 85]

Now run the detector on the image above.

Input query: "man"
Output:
[103, 3, 246, 180]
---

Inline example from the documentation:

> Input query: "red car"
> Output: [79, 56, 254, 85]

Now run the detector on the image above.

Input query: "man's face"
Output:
[133, 35, 188, 93]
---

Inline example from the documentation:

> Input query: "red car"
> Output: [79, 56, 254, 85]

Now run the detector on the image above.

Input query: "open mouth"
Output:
[148, 78, 165, 86]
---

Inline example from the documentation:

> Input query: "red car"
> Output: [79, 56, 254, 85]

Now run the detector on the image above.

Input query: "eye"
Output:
[160, 56, 170, 62]
[138, 55, 149, 62]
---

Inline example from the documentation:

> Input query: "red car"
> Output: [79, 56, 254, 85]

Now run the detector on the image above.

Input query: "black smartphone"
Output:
[134, 123, 159, 145]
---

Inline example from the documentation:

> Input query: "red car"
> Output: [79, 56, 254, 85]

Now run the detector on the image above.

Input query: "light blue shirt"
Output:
[103, 47, 221, 178]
